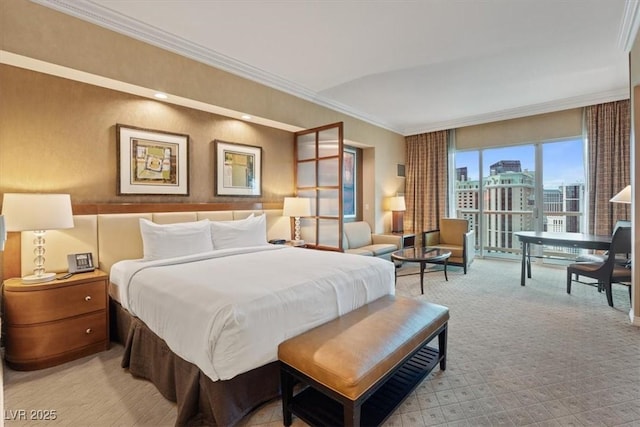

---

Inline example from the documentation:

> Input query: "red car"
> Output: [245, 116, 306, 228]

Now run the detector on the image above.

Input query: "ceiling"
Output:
[35, 0, 638, 136]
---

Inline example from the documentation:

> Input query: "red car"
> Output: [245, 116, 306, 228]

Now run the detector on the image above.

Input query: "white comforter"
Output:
[110, 245, 395, 381]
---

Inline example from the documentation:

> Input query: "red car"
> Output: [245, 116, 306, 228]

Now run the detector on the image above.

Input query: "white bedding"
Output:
[110, 245, 395, 381]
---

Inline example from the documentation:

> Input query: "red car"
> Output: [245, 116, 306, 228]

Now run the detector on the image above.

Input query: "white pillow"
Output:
[139, 218, 213, 260]
[210, 214, 268, 249]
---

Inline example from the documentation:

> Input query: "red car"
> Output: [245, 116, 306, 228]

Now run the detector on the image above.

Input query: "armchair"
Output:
[422, 218, 474, 274]
[566, 226, 632, 307]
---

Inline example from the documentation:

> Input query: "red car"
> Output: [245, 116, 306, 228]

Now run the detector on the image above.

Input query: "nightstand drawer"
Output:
[5, 311, 107, 362]
[4, 281, 106, 325]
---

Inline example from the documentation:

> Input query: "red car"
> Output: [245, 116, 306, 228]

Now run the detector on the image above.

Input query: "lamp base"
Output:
[392, 211, 404, 233]
[289, 239, 306, 247]
[21, 272, 56, 284]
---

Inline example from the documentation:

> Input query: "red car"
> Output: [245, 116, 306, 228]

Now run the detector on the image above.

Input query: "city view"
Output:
[454, 139, 585, 258]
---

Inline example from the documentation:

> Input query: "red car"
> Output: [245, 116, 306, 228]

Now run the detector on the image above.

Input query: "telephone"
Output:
[268, 239, 286, 245]
[67, 252, 95, 273]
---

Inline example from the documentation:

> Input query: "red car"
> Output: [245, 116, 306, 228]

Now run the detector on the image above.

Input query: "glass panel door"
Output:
[482, 145, 536, 257]
[454, 151, 480, 252]
[294, 123, 343, 251]
[541, 138, 586, 259]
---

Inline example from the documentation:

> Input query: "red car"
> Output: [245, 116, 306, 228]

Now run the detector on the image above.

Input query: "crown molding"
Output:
[27, 0, 635, 137]
[402, 87, 630, 136]
[618, 0, 640, 52]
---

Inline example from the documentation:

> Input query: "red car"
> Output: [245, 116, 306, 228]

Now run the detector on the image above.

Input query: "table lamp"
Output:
[1, 193, 74, 283]
[389, 196, 406, 233]
[283, 197, 311, 246]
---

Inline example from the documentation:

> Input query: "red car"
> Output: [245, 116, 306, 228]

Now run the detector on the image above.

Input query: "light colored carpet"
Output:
[3, 258, 639, 426]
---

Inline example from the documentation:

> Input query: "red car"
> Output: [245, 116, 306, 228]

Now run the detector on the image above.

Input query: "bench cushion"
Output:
[278, 295, 449, 400]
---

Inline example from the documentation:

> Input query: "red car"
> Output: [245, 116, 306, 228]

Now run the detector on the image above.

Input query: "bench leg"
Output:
[344, 401, 361, 427]
[280, 367, 294, 426]
[438, 325, 448, 371]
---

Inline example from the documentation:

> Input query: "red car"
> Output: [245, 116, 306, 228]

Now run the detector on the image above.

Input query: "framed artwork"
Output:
[117, 124, 189, 195]
[215, 140, 262, 196]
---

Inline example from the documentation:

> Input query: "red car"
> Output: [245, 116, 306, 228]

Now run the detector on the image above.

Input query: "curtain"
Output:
[405, 131, 448, 235]
[586, 100, 630, 235]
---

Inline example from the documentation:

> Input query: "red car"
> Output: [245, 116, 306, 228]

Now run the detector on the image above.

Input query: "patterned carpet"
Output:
[3, 258, 639, 426]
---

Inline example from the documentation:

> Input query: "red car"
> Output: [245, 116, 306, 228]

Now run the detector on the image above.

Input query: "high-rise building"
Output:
[455, 159, 585, 256]
[456, 167, 468, 182]
[560, 183, 583, 233]
[544, 189, 563, 232]
[489, 160, 522, 175]
[483, 170, 535, 251]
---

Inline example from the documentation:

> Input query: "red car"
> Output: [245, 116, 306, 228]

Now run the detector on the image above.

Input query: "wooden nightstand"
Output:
[2, 270, 110, 371]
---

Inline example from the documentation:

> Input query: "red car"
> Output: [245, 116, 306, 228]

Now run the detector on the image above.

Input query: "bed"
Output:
[4, 204, 395, 426]
[106, 211, 395, 426]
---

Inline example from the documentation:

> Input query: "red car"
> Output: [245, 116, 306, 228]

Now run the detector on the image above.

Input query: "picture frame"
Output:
[117, 124, 189, 195]
[214, 140, 262, 196]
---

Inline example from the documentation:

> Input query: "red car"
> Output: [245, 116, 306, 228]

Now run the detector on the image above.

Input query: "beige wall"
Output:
[628, 32, 640, 325]
[0, 0, 406, 231]
[0, 65, 294, 203]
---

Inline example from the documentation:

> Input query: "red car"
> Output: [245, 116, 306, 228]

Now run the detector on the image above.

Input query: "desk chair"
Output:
[575, 219, 631, 263]
[566, 226, 632, 307]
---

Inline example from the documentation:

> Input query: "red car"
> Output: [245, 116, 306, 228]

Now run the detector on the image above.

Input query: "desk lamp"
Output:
[1, 193, 74, 283]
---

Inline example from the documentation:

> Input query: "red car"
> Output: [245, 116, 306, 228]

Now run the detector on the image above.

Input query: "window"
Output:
[453, 138, 586, 259]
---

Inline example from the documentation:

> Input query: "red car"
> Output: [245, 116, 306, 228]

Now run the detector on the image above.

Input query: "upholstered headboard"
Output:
[5, 203, 290, 279]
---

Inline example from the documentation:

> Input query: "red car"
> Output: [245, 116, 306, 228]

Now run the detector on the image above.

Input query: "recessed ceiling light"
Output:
[241, 114, 252, 120]
[154, 92, 168, 99]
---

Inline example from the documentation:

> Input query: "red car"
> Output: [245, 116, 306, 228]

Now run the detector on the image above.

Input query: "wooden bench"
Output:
[278, 295, 449, 427]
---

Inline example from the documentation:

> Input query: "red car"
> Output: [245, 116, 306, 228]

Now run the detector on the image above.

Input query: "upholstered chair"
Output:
[422, 218, 474, 274]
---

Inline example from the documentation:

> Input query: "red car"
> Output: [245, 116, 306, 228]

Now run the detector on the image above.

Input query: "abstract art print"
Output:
[117, 124, 189, 195]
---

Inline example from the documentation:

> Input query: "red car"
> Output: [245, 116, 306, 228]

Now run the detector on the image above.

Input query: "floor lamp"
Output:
[1, 193, 74, 283]
[610, 185, 631, 204]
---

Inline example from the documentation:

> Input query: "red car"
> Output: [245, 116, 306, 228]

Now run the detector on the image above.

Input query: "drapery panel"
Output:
[586, 100, 630, 235]
[405, 131, 448, 236]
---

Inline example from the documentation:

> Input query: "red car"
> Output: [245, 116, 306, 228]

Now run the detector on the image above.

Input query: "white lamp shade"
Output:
[610, 185, 631, 204]
[388, 196, 406, 211]
[1, 193, 74, 231]
[283, 197, 311, 217]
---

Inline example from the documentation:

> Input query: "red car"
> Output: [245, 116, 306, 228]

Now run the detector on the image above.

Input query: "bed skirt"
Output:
[111, 300, 281, 426]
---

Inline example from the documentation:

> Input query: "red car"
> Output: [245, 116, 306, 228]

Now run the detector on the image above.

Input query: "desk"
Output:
[514, 231, 611, 286]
